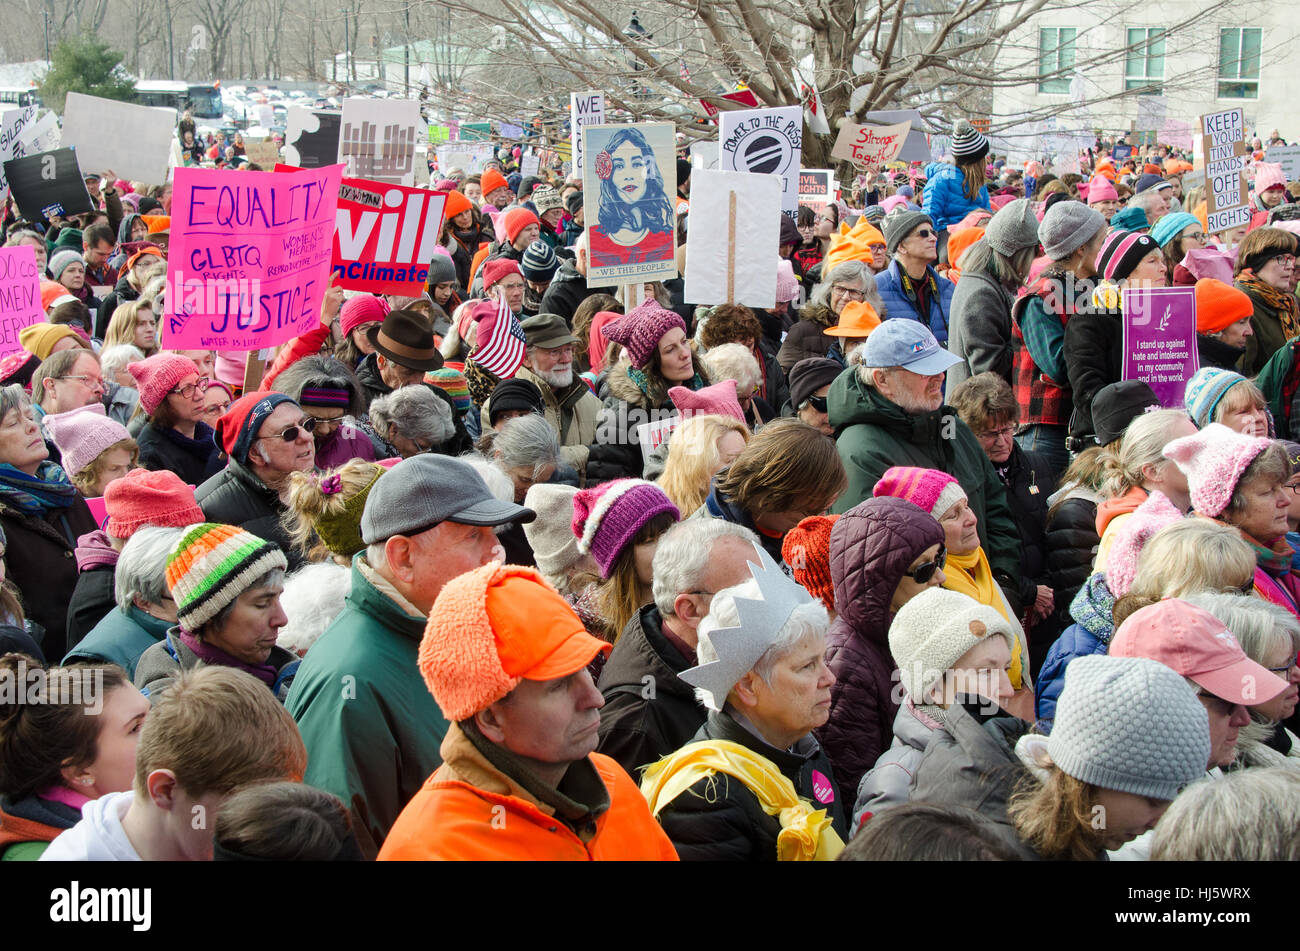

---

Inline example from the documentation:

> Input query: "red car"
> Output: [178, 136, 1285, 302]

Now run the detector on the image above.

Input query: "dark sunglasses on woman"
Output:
[906, 546, 947, 584]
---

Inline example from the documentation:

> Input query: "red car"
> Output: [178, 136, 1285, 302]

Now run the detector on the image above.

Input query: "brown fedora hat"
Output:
[366, 309, 444, 372]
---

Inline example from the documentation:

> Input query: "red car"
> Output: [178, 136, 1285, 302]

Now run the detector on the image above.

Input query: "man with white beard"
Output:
[482, 313, 602, 484]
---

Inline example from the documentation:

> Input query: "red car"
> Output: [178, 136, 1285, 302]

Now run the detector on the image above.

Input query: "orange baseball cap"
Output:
[419, 563, 611, 721]
[824, 300, 882, 337]
[126, 245, 164, 271]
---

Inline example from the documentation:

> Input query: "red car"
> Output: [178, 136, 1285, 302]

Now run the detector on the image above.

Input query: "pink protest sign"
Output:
[0, 244, 43, 357]
[1121, 286, 1199, 408]
[163, 164, 342, 350]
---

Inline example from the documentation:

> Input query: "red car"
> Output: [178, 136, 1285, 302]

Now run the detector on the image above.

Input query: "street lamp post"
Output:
[341, 9, 351, 85]
[42, 12, 50, 64]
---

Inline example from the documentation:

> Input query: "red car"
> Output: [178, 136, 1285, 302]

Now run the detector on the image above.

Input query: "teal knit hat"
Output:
[1183, 366, 1248, 428]
[165, 523, 288, 632]
[1109, 206, 1149, 232]
[1149, 212, 1202, 248]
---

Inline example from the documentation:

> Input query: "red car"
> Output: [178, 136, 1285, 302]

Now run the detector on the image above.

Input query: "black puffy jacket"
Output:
[1044, 486, 1100, 637]
[135, 421, 224, 486]
[653, 709, 847, 861]
[195, 458, 304, 570]
[999, 443, 1055, 602]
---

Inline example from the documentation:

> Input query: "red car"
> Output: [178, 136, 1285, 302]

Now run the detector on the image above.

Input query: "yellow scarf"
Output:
[944, 547, 1026, 690]
[641, 739, 844, 861]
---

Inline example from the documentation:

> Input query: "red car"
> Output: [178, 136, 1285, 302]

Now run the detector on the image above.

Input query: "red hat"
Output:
[480, 168, 510, 199]
[782, 514, 839, 613]
[339, 294, 390, 339]
[216, 391, 296, 464]
[128, 353, 201, 415]
[501, 207, 539, 245]
[1194, 279, 1253, 334]
[104, 467, 204, 539]
[125, 245, 164, 272]
[442, 190, 472, 220]
[482, 257, 523, 290]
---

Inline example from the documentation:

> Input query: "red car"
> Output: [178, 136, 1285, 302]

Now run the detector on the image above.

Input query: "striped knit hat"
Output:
[872, 466, 967, 518]
[425, 367, 471, 415]
[165, 523, 288, 632]
[571, 479, 680, 578]
[1095, 230, 1159, 282]
[950, 119, 989, 162]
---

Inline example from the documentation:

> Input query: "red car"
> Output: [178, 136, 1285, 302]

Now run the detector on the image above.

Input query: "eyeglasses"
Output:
[205, 400, 231, 415]
[831, 284, 865, 300]
[1266, 658, 1298, 674]
[976, 424, 1017, 443]
[909, 228, 936, 240]
[170, 378, 210, 400]
[806, 395, 828, 414]
[256, 418, 317, 442]
[906, 546, 947, 584]
[1184, 232, 1206, 242]
[497, 280, 525, 291]
[57, 374, 104, 391]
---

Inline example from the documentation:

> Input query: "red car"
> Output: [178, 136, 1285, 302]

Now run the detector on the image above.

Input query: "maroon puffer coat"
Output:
[816, 496, 944, 806]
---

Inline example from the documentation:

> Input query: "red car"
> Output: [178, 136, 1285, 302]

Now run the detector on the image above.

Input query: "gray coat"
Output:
[946, 263, 1018, 391]
[907, 698, 1039, 859]
[852, 700, 941, 826]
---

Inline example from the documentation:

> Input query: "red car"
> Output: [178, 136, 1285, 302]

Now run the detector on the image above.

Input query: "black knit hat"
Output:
[564, 190, 584, 217]
[1092, 380, 1160, 446]
[951, 119, 989, 162]
[488, 378, 545, 427]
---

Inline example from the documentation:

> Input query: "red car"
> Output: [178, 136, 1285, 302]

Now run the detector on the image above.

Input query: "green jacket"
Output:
[285, 555, 448, 859]
[64, 604, 172, 680]
[828, 367, 1023, 588]
[1256, 335, 1300, 436]
[1240, 282, 1299, 378]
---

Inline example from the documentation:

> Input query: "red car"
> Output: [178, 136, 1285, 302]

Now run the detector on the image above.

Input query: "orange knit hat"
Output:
[782, 515, 838, 613]
[442, 190, 472, 220]
[824, 300, 881, 337]
[480, 168, 510, 199]
[143, 215, 170, 233]
[1194, 278, 1254, 334]
[419, 562, 611, 721]
[945, 226, 985, 268]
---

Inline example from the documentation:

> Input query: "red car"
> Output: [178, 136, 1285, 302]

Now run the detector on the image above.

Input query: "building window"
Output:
[1218, 28, 1261, 99]
[1125, 27, 1165, 93]
[1037, 27, 1076, 94]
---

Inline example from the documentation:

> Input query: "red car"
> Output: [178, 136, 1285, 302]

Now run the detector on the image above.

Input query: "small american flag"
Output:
[679, 60, 690, 82]
[472, 295, 527, 379]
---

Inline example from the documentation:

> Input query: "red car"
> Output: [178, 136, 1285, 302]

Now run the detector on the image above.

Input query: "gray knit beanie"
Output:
[426, 252, 457, 287]
[48, 249, 85, 281]
[888, 588, 1015, 700]
[884, 210, 934, 257]
[1047, 655, 1211, 800]
[522, 482, 582, 577]
[1039, 200, 1105, 261]
[984, 198, 1039, 257]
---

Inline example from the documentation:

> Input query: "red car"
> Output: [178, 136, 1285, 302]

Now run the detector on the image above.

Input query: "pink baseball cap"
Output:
[1110, 598, 1288, 705]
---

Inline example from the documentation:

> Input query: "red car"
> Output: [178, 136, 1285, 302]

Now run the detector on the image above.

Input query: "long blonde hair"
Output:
[1009, 766, 1105, 861]
[657, 414, 750, 515]
[103, 299, 159, 357]
[961, 160, 987, 203]
[595, 511, 678, 643]
[1098, 409, 1191, 500]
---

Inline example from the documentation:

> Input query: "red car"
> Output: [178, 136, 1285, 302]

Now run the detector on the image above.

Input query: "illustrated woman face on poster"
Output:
[594, 128, 675, 251]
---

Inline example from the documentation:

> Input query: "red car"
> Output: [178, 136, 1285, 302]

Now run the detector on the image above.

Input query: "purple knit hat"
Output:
[1163, 422, 1272, 518]
[570, 478, 680, 578]
[668, 379, 744, 422]
[872, 466, 968, 518]
[128, 353, 201, 415]
[1104, 490, 1185, 598]
[602, 301, 687, 370]
[339, 294, 391, 339]
[42, 403, 132, 480]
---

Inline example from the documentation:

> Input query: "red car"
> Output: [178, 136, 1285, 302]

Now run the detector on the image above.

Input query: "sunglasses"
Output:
[906, 546, 947, 584]
[256, 418, 317, 442]
[806, 395, 828, 413]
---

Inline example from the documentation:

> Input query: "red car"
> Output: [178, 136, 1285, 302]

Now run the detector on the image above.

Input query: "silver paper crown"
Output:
[680, 542, 816, 709]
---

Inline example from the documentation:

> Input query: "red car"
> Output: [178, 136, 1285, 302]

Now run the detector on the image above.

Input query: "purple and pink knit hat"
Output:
[602, 301, 687, 370]
[571, 478, 680, 578]
[872, 466, 968, 518]
[1162, 422, 1273, 518]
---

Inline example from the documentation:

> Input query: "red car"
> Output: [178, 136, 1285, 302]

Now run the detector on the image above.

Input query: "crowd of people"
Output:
[1, 112, 1299, 864]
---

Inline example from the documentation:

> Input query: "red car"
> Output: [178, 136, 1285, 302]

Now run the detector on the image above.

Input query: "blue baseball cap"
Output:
[862, 319, 963, 376]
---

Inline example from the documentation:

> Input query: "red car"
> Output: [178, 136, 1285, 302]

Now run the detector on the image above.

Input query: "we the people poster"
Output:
[581, 122, 677, 284]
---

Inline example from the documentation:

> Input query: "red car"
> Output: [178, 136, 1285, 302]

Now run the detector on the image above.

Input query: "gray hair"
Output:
[652, 518, 760, 617]
[99, 344, 146, 383]
[481, 413, 559, 479]
[115, 525, 185, 613]
[0, 383, 30, 420]
[459, 453, 517, 536]
[273, 354, 367, 417]
[1184, 591, 1300, 665]
[4, 229, 42, 248]
[140, 273, 168, 306]
[1150, 768, 1300, 860]
[369, 385, 454, 449]
[199, 568, 286, 639]
[701, 342, 760, 396]
[811, 260, 885, 315]
[695, 577, 829, 711]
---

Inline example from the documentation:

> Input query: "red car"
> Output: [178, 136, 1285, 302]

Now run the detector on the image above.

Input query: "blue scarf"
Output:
[0, 461, 78, 515]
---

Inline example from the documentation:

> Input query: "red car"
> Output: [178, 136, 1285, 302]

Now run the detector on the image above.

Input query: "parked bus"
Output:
[135, 80, 222, 119]
[0, 86, 41, 108]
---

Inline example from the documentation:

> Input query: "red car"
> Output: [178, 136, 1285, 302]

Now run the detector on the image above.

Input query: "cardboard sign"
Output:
[683, 169, 781, 307]
[0, 106, 38, 201]
[798, 168, 835, 215]
[338, 98, 421, 185]
[428, 124, 450, 144]
[331, 176, 447, 295]
[855, 110, 930, 162]
[498, 122, 524, 140]
[831, 120, 911, 170]
[62, 93, 175, 184]
[435, 141, 495, 175]
[1111, 143, 1133, 162]
[637, 412, 681, 458]
[4, 148, 93, 225]
[1121, 286, 1199, 408]
[284, 107, 341, 169]
[690, 140, 719, 171]
[0, 245, 45, 357]
[1267, 145, 1300, 182]
[719, 105, 803, 218]
[570, 91, 605, 178]
[163, 164, 342, 350]
[581, 123, 678, 284]
[1200, 107, 1250, 233]
[13, 112, 60, 159]
[243, 138, 281, 167]
[520, 153, 540, 177]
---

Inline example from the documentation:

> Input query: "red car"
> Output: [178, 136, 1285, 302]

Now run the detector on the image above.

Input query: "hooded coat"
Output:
[816, 496, 944, 806]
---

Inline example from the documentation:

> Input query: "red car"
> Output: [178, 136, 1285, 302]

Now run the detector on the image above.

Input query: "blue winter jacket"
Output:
[875, 259, 957, 345]
[1034, 572, 1116, 730]
[922, 162, 991, 231]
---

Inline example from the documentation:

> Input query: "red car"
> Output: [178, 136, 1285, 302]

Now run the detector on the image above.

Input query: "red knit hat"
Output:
[501, 207, 539, 245]
[480, 168, 510, 199]
[1194, 279, 1254, 334]
[481, 257, 523, 290]
[339, 294, 390, 339]
[128, 353, 201, 415]
[104, 467, 204, 539]
[783, 514, 839, 612]
[442, 190, 472, 220]
[216, 391, 296, 464]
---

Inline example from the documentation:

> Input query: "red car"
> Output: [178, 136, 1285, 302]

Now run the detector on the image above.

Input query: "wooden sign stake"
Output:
[726, 190, 737, 305]
[242, 350, 265, 394]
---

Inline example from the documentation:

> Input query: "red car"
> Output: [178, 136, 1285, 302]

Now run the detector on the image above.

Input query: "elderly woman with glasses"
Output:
[271, 355, 381, 470]
[776, 260, 885, 373]
[1235, 226, 1300, 376]
[129, 353, 223, 486]
[0, 384, 97, 657]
